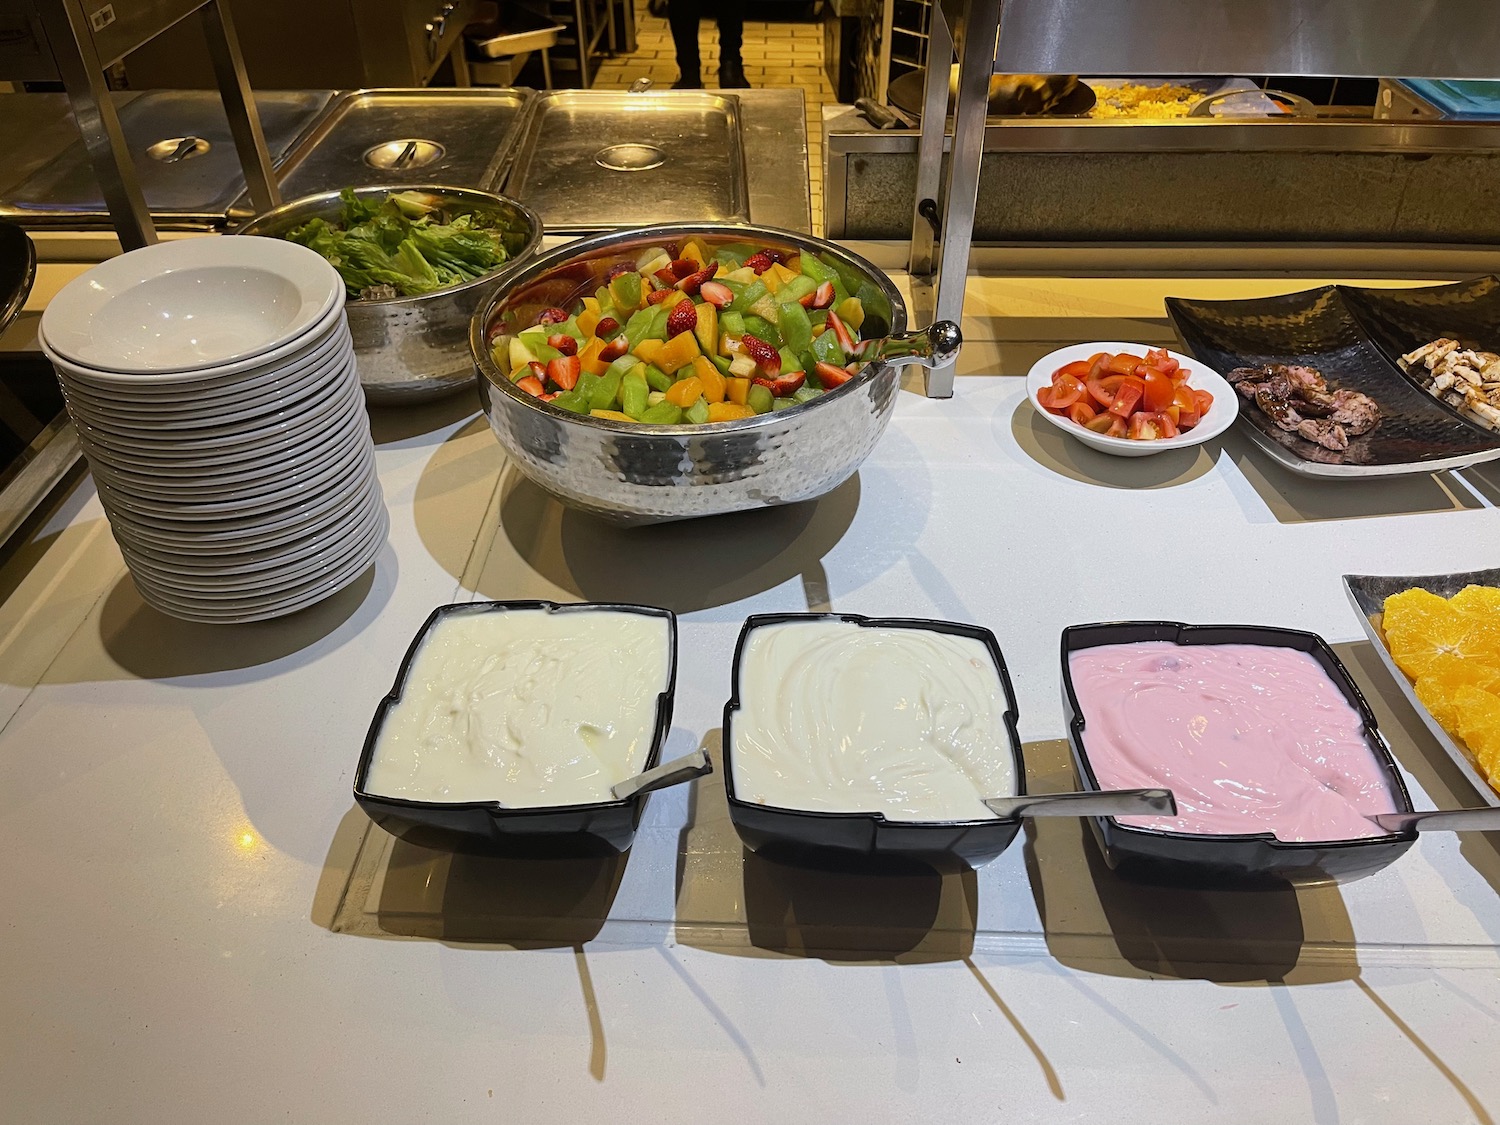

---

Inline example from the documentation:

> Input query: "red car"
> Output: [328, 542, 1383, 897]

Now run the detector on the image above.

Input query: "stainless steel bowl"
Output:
[237, 185, 543, 404]
[471, 222, 960, 525]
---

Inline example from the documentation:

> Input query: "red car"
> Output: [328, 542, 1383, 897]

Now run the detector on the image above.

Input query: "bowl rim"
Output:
[471, 221, 910, 436]
[1060, 620, 1418, 849]
[1026, 341, 1240, 453]
[721, 611, 1028, 827]
[353, 600, 679, 817]
[234, 183, 545, 307]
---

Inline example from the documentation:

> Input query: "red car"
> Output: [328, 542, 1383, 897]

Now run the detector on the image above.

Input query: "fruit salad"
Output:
[487, 239, 884, 425]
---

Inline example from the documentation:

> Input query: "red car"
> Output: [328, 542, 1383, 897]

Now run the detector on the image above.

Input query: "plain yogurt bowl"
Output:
[355, 600, 678, 856]
[723, 612, 1025, 869]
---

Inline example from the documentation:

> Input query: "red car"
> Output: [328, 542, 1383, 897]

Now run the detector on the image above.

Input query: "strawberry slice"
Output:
[526, 361, 547, 381]
[547, 354, 581, 390]
[539, 391, 559, 402]
[743, 251, 775, 275]
[516, 375, 546, 397]
[654, 267, 679, 287]
[814, 361, 853, 389]
[669, 258, 698, 279]
[741, 333, 781, 377]
[605, 262, 635, 281]
[546, 333, 578, 356]
[647, 287, 679, 305]
[801, 281, 834, 310]
[754, 371, 805, 397]
[594, 316, 621, 339]
[675, 265, 719, 295]
[536, 307, 569, 326]
[600, 336, 630, 361]
[826, 309, 857, 355]
[666, 300, 700, 338]
[700, 281, 734, 308]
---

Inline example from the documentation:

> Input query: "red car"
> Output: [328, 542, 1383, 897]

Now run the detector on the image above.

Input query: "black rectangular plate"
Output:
[1166, 284, 1500, 478]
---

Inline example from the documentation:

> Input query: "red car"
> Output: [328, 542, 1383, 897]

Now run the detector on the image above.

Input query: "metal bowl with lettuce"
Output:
[237, 185, 541, 403]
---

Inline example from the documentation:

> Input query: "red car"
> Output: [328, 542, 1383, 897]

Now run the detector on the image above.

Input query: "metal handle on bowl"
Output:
[870, 320, 962, 370]
[1367, 806, 1500, 834]
[984, 788, 1176, 820]
[610, 747, 712, 801]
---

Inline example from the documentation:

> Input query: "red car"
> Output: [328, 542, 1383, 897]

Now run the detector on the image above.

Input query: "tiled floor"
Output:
[590, 0, 838, 232]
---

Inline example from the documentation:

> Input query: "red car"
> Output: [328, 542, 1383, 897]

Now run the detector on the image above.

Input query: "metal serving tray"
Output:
[252, 88, 533, 213]
[503, 91, 749, 232]
[0, 90, 334, 229]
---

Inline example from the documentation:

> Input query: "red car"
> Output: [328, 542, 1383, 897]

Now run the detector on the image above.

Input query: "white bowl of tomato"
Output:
[1026, 342, 1238, 458]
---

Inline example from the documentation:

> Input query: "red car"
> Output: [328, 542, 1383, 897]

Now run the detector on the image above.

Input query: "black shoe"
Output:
[717, 59, 750, 89]
[672, 73, 703, 89]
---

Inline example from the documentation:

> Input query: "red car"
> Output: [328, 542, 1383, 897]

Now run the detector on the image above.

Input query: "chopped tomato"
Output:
[1068, 399, 1097, 426]
[1128, 413, 1161, 440]
[1145, 348, 1180, 376]
[1173, 385, 1200, 428]
[1153, 410, 1180, 439]
[1142, 369, 1176, 412]
[1084, 412, 1128, 438]
[1108, 375, 1146, 418]
[1038, 371, 1086, 411]
[1106, 352, 1143, 376]
[1194, 388, 1215, 414]
[1057, 360, 1094, 380]
[1086, 371, 1126, 408]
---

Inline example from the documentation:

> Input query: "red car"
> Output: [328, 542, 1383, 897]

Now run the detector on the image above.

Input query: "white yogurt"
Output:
[364, 607, 671, 807]
[730, 619, 1016, 821]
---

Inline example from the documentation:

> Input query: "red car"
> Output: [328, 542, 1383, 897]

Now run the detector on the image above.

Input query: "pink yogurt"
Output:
[1068, 641, 1398, 841]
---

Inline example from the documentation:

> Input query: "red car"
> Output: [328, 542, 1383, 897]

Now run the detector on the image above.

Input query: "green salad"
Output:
[286, 189, 514, 300]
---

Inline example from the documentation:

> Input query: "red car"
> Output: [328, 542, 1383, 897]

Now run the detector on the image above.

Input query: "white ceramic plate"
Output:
[1025, 342, 1239, 458]
[49, 314, 349, 402]
[92, 437, 372, 519]
[129, 512, 386, 615]
[56, 331, 353, 426]
[40, 236, 342, 375]
[112, 498, 382, 577]
[103, 469, 381, 547]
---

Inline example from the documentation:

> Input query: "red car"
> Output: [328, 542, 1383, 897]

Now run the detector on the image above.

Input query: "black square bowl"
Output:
[354, 600, 677, 858]
[722, 613, 1026, 870]
[1061, 621, 1416, 887]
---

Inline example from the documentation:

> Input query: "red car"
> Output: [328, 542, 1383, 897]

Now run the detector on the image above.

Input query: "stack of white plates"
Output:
[39, 237, 386, 624]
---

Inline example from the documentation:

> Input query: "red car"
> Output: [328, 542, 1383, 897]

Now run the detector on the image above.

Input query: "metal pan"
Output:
[887, 69, 1097, 120]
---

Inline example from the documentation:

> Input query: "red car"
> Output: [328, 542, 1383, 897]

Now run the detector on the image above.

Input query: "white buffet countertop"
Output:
[4, 273, 1500, 1124]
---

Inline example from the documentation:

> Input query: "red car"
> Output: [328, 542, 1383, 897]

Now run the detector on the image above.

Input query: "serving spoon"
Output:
[1367, 806, 1500, 834]
[611, 747, 713, 801]
[985, 788, 1176, 819]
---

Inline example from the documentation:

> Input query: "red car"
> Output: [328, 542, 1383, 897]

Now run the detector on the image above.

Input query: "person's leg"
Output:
[667, 0, 703, 88]
[715, 0, 749, 87]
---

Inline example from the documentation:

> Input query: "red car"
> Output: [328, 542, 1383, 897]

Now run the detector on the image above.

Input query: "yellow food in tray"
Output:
[1383, 585, 1500, 790]
[1089, 83, 1204, 119]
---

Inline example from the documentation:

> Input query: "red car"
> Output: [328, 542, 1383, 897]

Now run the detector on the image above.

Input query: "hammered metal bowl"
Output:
[471, 222, 960, 524]
[237, 185, 542, 404]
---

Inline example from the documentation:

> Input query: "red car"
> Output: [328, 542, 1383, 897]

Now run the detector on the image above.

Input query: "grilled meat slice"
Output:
[1329, 388, 1382, 435]
[1297, 418, 1349, 451]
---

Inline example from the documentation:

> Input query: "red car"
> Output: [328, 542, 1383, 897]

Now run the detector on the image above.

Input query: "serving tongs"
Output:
[985, 788, 1176, 819]
[1366, 806, 1500, 834]
[611, 747, 713, 800]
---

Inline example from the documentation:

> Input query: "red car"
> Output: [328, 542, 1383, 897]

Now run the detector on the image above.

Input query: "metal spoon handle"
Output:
[1368, 806, 1500, 833]
[868, 320, 962, 371]
[984, 788, 1177, 819]
[610, 747, 712, 801]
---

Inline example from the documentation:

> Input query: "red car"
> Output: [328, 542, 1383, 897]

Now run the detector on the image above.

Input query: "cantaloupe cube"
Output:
[634, 338, 665, 365]
[655, 329, 702, 374]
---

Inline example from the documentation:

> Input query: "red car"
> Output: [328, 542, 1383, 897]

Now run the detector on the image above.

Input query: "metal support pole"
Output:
[37, 0, 156, 250]
[906, 2, 952, 279]
[917, 0, 999, 398]
[200, 0, 280, 216]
